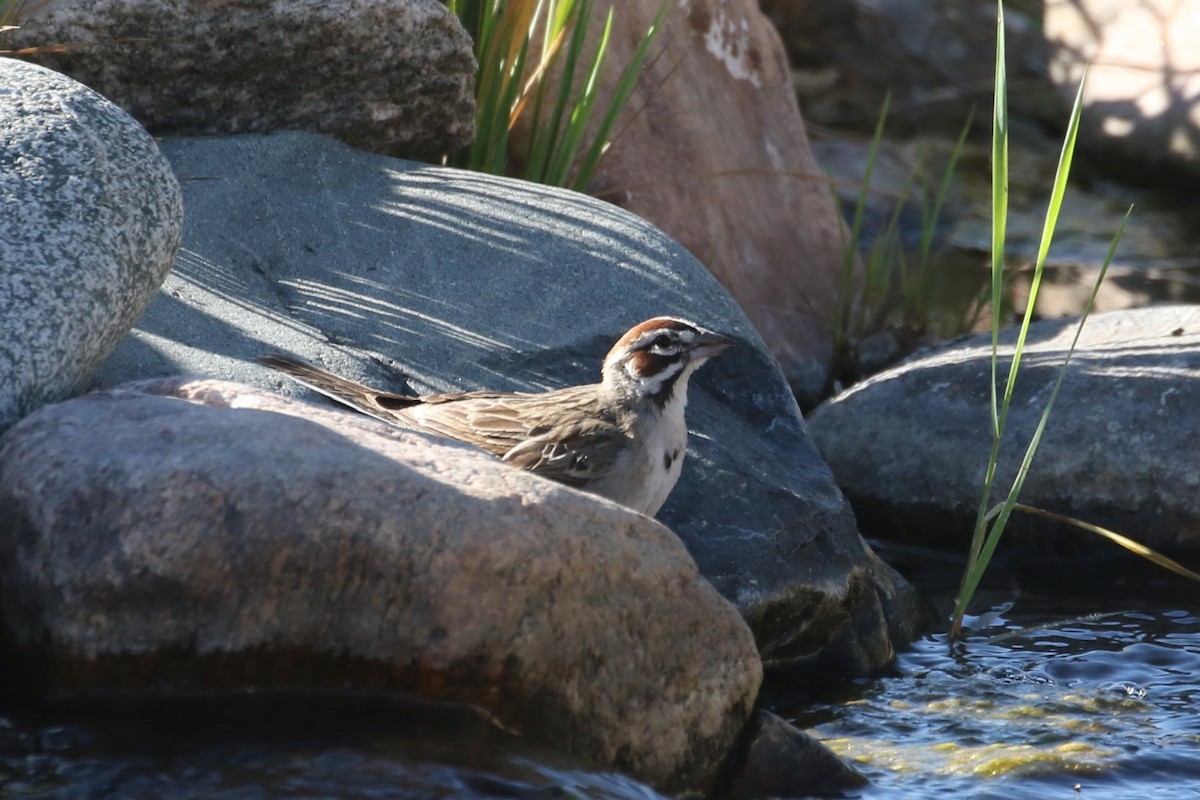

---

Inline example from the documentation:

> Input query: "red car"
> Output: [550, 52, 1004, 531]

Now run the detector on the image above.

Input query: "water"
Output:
[776, 550, 1200, 799]
[3, 558, 1198, 799]
[0, 695, 668, 800]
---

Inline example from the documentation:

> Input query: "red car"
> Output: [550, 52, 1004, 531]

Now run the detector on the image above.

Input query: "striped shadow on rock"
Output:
[92, 130, 923, 676]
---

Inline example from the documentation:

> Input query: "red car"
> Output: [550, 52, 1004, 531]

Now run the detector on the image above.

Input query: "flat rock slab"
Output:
[0, 378, 761, 792]
[93, 131, 922, 675]
[809, 306, 1200, 557]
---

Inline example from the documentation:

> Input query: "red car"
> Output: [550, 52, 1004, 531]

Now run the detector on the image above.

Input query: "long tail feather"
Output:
[256, 353, 419, 426]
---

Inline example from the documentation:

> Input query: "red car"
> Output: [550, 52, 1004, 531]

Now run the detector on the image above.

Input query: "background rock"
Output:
[759, 0, 1057, 135]
[1046, 0, 1200, 181]
[93, 131, 922, 677]
[808, 305, 1200, 558]
[579, 0, 853, 409]
[0, 378, 760, 792]
[7, 0, 475, 160]
[0, 58, 181, 432]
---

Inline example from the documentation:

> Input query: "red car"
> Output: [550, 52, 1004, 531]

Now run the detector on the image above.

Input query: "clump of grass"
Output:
[447, 0, 667, 192]
[829, 96, 973, 387]
[949, 0, 1099, 640]
[946, 0, 1200, 641]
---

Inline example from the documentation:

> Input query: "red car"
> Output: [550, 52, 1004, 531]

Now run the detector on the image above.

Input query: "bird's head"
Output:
[601, 317, 734, 406]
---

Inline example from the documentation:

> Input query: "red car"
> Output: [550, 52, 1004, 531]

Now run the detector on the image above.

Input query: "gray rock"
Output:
[0, 378, 761, 792]
[0, 59, 181, 432]
[9, 0, 475, 160]
[724, 710, 867, 799]
[759, 0, 1057, 134]
[808, 306, 1200, 556]
[93, 131, 922, 675]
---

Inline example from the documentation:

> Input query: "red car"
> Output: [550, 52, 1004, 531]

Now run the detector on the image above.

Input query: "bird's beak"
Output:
[691, 330, 735, 360]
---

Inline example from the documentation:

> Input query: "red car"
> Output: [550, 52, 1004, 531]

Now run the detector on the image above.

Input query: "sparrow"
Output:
[257, 317, 734, 516]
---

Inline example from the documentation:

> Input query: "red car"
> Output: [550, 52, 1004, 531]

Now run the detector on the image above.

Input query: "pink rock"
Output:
[0, 378, 761, 792]
[582, 0, 852, 407]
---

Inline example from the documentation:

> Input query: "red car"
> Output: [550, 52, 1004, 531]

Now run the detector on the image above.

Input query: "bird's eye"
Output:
[649, 334, 673, 352]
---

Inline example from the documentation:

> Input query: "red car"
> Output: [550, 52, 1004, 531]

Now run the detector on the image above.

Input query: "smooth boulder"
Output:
[94, 131, 923, 677]
[0, 59, 181, 432]
[581, 0, 856, 407]
[0, 378, 761, 792]
[808, 306, 1200, 557]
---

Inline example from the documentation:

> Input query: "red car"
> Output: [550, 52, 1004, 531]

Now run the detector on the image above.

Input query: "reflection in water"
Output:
[0, 695, 669, 800]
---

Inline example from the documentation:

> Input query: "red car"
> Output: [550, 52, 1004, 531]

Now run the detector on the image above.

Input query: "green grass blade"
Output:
[545, 4, 610, 184]
[914, 110, 974, 314]
[2, 0, 38, 27]
[546, 0, 568, 49]
[571, 0, 669, 191]
[998, 65, 1087, 415]
[950, 205, 1129, 638]
[970, 59, 1086, 566]
[450, 0, 659, 189]
[526, 0, 583, 183]
[960, 0, 1009, 601]
[989, 0, 1009, 438]
[832, 91, 892, 364]
[864, 175, 911, 330]
[455, 0, 532, 172]
[535, 0, 595, 183]
[542, 2, 604, 183]
[483, 35, 533, 174]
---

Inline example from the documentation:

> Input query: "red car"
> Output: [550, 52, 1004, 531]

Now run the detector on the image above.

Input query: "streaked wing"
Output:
[258, 355, 622, 480]
[258, 353, 537, 436]
[501, 419, 624, 487]
[405, 385, 611, 462]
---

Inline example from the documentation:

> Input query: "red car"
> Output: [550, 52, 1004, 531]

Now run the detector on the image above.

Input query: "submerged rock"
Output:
[723, 710, 867, 798]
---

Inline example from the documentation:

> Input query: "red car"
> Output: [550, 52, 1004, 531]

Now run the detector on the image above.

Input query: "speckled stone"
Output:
[0, 59, 181, 431]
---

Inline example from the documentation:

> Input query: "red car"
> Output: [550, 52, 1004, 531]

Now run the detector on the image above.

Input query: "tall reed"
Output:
[948, 0, 1130, 639]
